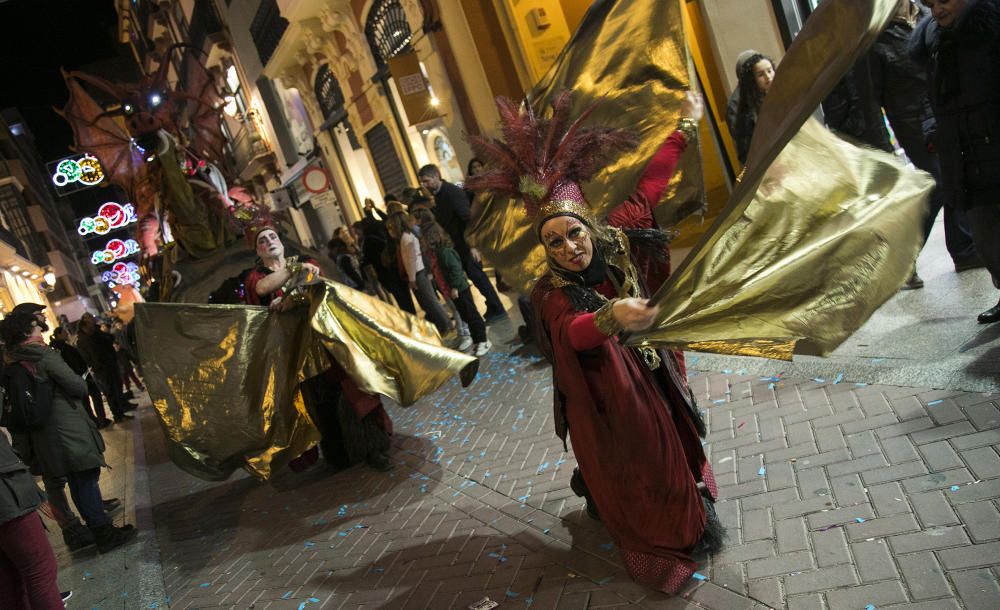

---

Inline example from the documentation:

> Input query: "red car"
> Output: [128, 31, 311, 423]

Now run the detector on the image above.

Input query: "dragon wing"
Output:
[56, 71, 147, 197]
[175, 51, 226, 163]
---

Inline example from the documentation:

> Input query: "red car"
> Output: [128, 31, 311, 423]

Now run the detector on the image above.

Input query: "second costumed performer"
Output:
[466, 91, 725, 592]
[243, 218, 394, 472]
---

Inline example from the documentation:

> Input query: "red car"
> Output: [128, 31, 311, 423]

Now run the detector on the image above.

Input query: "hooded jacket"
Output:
[6, 343, 106, 478]
[910, 0, 1000, 209]
[0, 431, 44, 525]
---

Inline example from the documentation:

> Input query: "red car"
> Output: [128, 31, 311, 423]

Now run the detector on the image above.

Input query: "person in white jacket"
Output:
[385, 211, 452, 334]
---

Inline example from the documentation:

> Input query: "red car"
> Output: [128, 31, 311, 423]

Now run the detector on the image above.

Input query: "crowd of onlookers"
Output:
[325, 161, 514, 357]
[0, 303, 144, 606]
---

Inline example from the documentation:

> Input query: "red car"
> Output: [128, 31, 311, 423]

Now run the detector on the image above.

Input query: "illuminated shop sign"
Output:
[91, 238, 140, 265]
[101, 261, 140, 288]
[78, 202, 138, 236]
[50, 153, 105, 189]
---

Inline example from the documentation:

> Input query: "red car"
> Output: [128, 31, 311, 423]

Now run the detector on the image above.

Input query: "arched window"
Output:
[364, 0, 413, 68]
[314, 64, 346, 121]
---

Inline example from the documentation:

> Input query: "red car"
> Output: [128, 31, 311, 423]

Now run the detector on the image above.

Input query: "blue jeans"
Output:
[66, 468, 110, 527]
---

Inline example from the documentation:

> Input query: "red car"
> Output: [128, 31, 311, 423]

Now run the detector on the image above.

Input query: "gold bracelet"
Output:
[593, 299, 623, 336]
[677, 117, 698, 142]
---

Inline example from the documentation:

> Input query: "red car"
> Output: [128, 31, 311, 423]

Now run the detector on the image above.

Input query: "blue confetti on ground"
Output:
[833, 373, 844, 384]
[758, 466, 767, 476]
[927, 400, 944, 406]
[855, 518, 866, 523]
[950, 485, 960, 492]
[692, 572, 707, 581]
[282, 591, 293, 599]
[813, 378, 825, 383]
[199, 583, 211, 587]
[865, 605, 876, 610]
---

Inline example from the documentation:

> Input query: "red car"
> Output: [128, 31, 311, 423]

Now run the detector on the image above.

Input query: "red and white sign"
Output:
[78, 202, 138, 236]
[302, 166, 331, 194]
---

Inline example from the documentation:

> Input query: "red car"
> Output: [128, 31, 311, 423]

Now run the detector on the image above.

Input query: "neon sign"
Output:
[51, 154, 105, 188]
[78, 202, 138, 236]
[101, 262, 141, 288]
[91, 238, 140, 265]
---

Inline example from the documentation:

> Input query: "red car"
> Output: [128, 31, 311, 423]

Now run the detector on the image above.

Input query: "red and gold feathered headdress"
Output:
[466, 91, 638, 237]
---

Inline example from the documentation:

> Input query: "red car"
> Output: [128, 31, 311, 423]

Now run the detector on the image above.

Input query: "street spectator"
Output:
[385, 211, 453, 334]
[0, 430, 65, 608]
[466, 156, 513, 294]
[76, 313, 131, 423]
[732, 52, 776, 164]
[360, 205, 415, 313]
[910, 0, 1000, 323]
[111, 320, 144, 395]
[418, 163, 508, 323]
[1, 312, 138, 554]
[328, 236, 365, 290]
[411, 207, 490, 355]
[855, 0, 980, 290]
[725, 49, 760, 139]
[351, 220, 391, 302]
[50, 325, 110, 429]
[822, 72, 865, 139]
[242, 221, 393, 472]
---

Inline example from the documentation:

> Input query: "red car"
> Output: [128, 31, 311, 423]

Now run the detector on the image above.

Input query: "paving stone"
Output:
[746, 550, 814, 579]
[688, 581, 761, 610]
[937, 426, 998, 450]
[841, 412, 899, 435]
[910, 490, 960, 527]
[740, 488, 800, 512]
[830, 473, 868, 506]
[950, 568, 1000, 610]
[918, 441, 965, 472]
[845, 513, 921, 541]
[925, 399, 966, 426]
[960, 447, 1000, 480]
[910, 422, 978, 446]
[881, 600, 961, 610]
[714, 539, 776, 565]
[825, 580, 908, 610]
[741, 508, 774, 542]
[815, 425, 847, 452]
[782, 564, 857, 595]
[807, 504, 876, 530]
[826, 453, 889, 478]
[810, 527, 850, 567]
[708, 562, 747, 596]
[861, 461, 929, 485]
[746, 577, 783, 609]
[897, 552, 953, 600]
[784, 421, 815, 448]
[954, 501, 1000, 542]
[774, 497, 836, 521]
[947, 477, 1000, 504]
[850, 540, 898, 582]
[786, 593, 824, 610]
[879, 435, 921, 465]
[888, 525, 970, 554]
[964, 400, 1000, 431]
[775, 516, 810, 553]
[937, 540, 1000, 570]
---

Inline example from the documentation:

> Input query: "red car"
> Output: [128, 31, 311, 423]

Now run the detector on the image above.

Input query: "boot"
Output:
[62, 523, 95, 551]
[365, 450, 393, 472]
[979, 300, 1000, 324]
[90, 523, 138, 553]
[570, 468, 600, 521]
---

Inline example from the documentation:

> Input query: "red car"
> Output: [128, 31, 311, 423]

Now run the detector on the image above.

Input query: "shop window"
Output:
[364, 0, 413, 68]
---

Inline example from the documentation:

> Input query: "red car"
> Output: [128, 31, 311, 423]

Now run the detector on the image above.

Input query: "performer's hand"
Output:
[612, 298, 660, 331]
[470, 248, 483, 264]
[302, 262, 320, 279]
[269, 296, 285, 311]
[450, 288, 459, 299]
[680, 91, 705, 123]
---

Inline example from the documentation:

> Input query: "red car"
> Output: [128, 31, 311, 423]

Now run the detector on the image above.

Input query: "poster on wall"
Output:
[388, 52, 441, 126]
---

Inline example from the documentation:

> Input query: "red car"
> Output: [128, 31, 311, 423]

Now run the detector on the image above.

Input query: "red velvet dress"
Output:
[532, 132, 716, 593]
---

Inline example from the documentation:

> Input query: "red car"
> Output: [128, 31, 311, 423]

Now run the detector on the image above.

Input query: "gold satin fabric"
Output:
[466, 0, 704, 294]
[629, 0, 930, 359]
[134, 280, 476, 480]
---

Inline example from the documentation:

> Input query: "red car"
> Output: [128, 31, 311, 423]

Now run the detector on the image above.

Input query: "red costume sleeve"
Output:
[568, 312, 609, 351]
[243, 269, 265, 305]
[607, 131, 688, 230]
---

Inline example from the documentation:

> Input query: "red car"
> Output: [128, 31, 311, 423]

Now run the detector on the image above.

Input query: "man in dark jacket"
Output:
[911, 0, 1000, 322]
[76, 312, 130, 421]
[51, 325, 110, 428]
[418, 164, 508, 323]
[854, 0, 980, 289]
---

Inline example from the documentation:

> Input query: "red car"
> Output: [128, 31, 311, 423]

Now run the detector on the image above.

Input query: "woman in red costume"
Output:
[467, 91, 724, 593]
[243, 220, 394, 472]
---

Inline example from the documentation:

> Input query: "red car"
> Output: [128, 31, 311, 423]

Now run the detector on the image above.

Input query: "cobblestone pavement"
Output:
[115, 339, 1000, 610]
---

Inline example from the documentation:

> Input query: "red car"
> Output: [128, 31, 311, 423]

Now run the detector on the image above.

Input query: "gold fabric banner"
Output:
[466, 0, 704, 294]
[629, 0, 929, 359]
[135, 280, 477, 481]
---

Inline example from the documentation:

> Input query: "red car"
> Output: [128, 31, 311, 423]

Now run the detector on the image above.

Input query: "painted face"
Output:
[255, 229, 284, 259]
[540, 215, 594, 273]
[418, 173, 442, 192]
[753, 59, 775, 94]
[922, 0, 968, 28]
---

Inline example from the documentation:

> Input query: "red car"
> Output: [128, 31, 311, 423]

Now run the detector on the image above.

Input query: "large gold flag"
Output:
[629, 0, 932, 359]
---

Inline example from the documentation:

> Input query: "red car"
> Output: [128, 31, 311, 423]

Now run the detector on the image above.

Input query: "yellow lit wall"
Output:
[500, 0, 574, 82]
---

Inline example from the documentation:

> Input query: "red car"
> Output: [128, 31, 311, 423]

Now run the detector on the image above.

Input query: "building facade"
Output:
[0, 111, 97, 322]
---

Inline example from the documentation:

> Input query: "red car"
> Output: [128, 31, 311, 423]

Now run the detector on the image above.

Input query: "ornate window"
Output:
[364, 0, 413, 68]
[314, 64, 346, 121]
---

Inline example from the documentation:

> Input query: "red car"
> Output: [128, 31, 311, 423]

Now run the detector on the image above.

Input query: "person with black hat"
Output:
[76, 312, 131, 423]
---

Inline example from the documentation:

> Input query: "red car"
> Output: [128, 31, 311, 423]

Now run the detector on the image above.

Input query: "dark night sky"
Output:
[0, 0, 126, 161]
